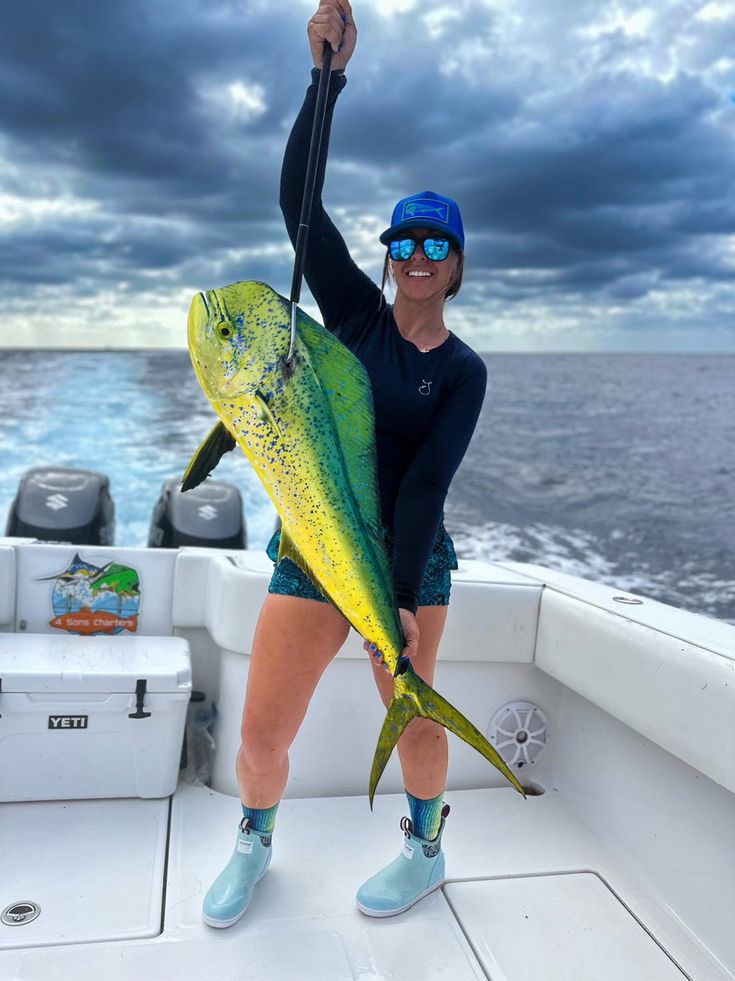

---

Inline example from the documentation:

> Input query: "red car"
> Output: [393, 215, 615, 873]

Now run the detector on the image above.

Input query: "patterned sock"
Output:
[406, 790, 444, 842]
[241, 802, 279, 834]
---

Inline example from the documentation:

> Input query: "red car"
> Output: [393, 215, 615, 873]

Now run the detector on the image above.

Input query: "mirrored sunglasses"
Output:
[388, 237, 452, 261]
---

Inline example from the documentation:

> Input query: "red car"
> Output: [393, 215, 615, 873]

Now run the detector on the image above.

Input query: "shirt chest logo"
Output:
[418, 379, 432, 396]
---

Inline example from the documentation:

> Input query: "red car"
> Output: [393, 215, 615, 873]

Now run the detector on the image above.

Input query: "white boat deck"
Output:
[1, 783, 726, 981]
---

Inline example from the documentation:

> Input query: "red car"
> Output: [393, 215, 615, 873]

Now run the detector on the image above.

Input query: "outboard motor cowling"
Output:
[148, 478, 246, 549]
[5, 467, 115, 545]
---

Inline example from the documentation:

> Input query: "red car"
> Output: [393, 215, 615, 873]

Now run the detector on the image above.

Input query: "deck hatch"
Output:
[0, 797, 169, 951]
[444, 872, 688, 980]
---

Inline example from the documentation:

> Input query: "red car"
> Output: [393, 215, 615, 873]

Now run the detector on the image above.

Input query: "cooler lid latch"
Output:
[128, 678, 152, 720]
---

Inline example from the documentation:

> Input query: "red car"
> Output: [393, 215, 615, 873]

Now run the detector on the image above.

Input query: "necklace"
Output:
[417, 329, 449, 353]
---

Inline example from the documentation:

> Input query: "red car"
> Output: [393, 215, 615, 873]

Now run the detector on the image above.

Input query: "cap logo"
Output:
[401, 199, 449, 223]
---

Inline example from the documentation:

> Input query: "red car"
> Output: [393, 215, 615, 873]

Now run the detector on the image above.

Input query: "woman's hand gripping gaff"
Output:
[308, 0, 357, 72]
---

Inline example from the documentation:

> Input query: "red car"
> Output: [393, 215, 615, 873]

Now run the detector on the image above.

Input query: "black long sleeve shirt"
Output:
[280, 69, 487, 613]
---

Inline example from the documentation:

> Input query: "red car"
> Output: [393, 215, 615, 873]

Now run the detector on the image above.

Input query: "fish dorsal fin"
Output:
[294, 308, 382, 540]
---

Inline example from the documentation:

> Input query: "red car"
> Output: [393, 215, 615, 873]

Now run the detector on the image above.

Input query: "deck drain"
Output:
[2, 901, 41, 926]
[521, 781, 545, 796]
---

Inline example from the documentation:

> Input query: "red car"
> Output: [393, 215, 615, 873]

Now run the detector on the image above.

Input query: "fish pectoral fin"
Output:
[253, 389, 283, 437]
[277, 529, 326, 599]
[181, 421, 236, 492]
[368, 665, 527, 808]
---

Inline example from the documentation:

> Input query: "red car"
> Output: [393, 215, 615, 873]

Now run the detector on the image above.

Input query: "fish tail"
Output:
[368, 664, 526, 807]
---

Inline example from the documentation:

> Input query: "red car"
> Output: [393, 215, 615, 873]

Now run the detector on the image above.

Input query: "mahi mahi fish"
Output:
[184, 280, 525, 805]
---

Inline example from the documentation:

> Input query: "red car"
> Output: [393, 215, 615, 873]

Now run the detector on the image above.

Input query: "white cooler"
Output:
[0, 633, 191, 801]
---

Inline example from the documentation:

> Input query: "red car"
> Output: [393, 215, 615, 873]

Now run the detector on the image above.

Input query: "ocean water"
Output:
[0, 350, 732, 625]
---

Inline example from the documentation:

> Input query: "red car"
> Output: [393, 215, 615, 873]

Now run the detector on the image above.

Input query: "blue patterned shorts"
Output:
[266, 523, 458, 608]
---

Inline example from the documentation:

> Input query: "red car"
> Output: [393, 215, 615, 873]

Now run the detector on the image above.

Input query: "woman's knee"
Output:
[242, 596, 350, 740]
[237, 732, 288, 776]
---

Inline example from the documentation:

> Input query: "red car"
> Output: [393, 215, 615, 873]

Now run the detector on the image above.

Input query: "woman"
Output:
[203, 0, 487, 927]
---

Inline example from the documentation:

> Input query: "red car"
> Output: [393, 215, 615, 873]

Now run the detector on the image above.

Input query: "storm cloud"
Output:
[0, 0, 733, 350]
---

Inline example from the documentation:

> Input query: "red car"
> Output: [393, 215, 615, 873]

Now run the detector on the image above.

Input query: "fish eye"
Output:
[217, 320, 234, 339]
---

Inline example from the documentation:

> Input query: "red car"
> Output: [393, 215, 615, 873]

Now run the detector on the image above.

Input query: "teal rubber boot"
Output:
[356, 805, 450, 917]
[202, 818, 273, 928]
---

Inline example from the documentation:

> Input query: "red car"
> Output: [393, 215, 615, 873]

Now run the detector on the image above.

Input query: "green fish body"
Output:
[186, 281, 525, 804]
[90, 563, 140, 595]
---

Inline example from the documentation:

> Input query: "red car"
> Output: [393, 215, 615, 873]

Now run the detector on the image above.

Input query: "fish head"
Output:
[188, 281, 291, 403]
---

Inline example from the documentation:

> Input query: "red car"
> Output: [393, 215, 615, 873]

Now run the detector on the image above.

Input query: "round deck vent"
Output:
[489, 700, 549, 769]
[2, 901, 41, 926]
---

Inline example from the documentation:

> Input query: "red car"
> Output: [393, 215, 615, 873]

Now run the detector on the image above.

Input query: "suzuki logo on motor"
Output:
[45, 493, 69, 511]
[198, 505, 218, 521]
[48, 716, 89, 729]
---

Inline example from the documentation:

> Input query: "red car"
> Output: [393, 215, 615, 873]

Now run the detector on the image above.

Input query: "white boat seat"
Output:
[171, 547, 735, 793]
[534, 588, 735, 794]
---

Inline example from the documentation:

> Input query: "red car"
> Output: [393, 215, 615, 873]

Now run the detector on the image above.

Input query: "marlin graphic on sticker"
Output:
[36, 552, 141, 635]
[401, 200, 450, 223]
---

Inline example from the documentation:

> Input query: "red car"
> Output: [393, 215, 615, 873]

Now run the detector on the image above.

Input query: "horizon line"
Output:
[1, 346, 732, 356]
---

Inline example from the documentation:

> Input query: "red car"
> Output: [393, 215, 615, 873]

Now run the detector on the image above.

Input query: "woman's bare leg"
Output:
[236, 594, 351, 807]
[369, 605, 449, 800]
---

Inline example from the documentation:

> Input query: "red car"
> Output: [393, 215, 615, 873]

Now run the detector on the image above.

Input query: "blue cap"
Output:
[379, 190, 465, 251]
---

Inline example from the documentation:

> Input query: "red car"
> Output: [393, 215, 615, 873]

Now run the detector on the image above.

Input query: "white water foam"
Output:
[451, 520, 735, 626]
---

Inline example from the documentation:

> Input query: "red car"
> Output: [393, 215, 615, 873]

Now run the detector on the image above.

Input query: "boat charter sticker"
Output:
[37, 552, 141, 635]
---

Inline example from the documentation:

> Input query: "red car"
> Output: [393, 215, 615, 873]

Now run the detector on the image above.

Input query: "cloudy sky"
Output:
[1, 0, 733, 352]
